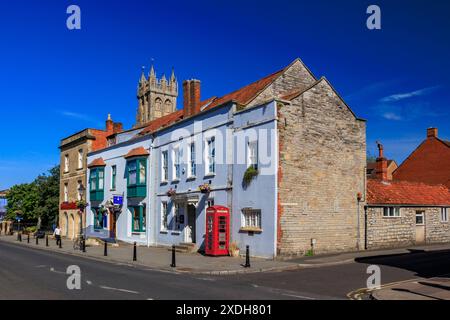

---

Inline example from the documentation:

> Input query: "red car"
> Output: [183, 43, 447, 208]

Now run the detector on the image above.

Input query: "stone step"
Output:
[167, 243, 198, 253]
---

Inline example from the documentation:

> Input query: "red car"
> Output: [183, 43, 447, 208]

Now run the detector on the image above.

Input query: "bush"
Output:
[24, 226, 37, 234]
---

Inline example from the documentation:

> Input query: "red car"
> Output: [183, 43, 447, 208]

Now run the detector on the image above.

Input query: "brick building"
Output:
[393, 128, 450, 189]
[59, 115, 123, 239]
[366, 143, 450, 249]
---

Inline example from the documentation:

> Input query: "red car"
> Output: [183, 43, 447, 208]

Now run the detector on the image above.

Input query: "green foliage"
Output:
[6, 165, 60, 227]
[24, 226, 37, 234]
[305, 249, 314, 257]
[243, 166, 259, 188]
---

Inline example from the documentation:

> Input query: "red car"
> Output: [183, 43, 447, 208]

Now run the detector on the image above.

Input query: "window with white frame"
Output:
[161, 202, 168, 231]
[64, 154, 69, 172]
[206, 137, 216, 175]
[441, 208, 449, 223]
[242, 208, 261, 229]
[77, 149, 83, 169]
[188, 142, 196, 177]
[161, 151, 168, 182]
[173, 147, 181, 180]
[383, 207, 400, 217]
[247, 140, 258, 170]
[64, 183, 68, 202]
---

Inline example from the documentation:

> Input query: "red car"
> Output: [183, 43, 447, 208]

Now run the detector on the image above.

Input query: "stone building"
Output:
[135, 66, 178, 127]
[393, 128, 450, 189]
[366, 143, 450, 249]
[59, 115, 122, 239]
[86, 58, 366, 258]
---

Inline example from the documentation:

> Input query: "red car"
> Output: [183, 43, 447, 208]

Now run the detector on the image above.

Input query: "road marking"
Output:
[35, 265, 47, 268]
[282, 293, 316, 300]
[99, 285, 139, 294]
[86, 280, 92, 285]
[49, 267, 66, 275]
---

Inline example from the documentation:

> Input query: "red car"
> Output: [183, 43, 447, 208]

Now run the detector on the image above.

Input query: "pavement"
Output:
[370, 277, 450, 300]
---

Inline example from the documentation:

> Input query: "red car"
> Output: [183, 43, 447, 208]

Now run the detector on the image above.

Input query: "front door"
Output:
[109, 212, 116, 239]
[185, 204, 196, 243]
[415, 211, 425, 244]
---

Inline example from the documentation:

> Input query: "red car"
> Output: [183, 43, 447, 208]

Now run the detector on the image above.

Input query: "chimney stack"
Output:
[106, 114, 114, 133]
[375, 141, 388, 181]
[183, 79, 201, 118]
[427, 127, 438, 139]
[113, 123, 123, 134]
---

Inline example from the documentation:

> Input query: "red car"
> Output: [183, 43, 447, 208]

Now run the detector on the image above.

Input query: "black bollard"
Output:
[36, 236, 38, 245]
[133, 242, 137, 261]
[82, 238, 86, 252]
[46, 234, 49, 247]
[19, 233, 22, 242]
[17, 232, 20, 241]
[59, 237, 62, 248]
[27, 234, 30, 243]
[104, 241, 108, 256]
[244, 245, 251, 268]
[170, 245, 176, 268]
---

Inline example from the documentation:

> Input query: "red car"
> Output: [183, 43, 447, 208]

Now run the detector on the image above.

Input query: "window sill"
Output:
[382, 216, 401, 219]
[186, 176, 196, 181]
[160, 180, 169, 185]
[171, 179, 180, 184]
[76, 167, 83, 171]
[239, 227, 263, 233]
[204, 173, 216, 178]
[132, 232, 145, 235]
[160, 230, 168, 234]
[171, 231, 181, 235]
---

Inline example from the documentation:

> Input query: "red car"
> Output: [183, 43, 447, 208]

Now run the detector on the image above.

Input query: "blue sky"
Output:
[0, 0, 449, 189]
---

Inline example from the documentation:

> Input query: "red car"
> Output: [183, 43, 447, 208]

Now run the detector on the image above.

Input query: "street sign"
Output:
[113, 196, 123, 206]
[15, 216, 22, 222]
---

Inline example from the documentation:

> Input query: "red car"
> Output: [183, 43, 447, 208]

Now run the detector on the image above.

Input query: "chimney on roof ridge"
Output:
[183, 79, 201, 118]
[427, 127, 438, 139]
[106, 114, 114, 133]
[375, 141, 388, 181]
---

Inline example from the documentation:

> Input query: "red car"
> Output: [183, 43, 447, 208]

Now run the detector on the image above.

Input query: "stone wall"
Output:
[277, 79, 366, 256]
[366, 207, 450, 249]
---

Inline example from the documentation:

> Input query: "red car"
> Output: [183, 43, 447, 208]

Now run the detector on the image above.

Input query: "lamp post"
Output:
[77, 184, 86, 240]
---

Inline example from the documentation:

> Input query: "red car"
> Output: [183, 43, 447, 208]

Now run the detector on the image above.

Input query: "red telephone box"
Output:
[205, 205, 230, 256]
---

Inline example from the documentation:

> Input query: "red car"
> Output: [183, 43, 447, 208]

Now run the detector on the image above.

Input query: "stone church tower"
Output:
[135, 65, 178, 126]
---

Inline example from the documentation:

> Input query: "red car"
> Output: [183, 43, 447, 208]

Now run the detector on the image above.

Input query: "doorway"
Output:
[415, 211, 425, 244]
[109, 211, 117, 239]
[185, 204, 196, 243]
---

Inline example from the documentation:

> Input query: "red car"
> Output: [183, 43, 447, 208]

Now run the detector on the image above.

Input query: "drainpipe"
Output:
[364, 206, 368, 250]
[147, 139, 154, 248]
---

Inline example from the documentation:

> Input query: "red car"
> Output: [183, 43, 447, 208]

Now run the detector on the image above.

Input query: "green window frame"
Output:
[89, 167, 105, 201]
[130, 205, 146, 233]
[126, 158, 147, 198]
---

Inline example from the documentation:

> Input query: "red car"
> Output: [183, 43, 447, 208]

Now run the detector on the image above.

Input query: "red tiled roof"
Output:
[88, 158, 106, 168]
[203, 69, 284, 110]
[367, 179, 450, 206]
[139, 110, 185, 135]
[124, 147, 149, 158]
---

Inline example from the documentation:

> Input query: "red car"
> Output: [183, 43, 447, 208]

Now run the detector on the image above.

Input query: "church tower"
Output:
[135, 65, 178, 127]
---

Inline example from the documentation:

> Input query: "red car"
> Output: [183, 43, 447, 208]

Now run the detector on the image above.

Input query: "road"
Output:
[1, 241, 449, 300]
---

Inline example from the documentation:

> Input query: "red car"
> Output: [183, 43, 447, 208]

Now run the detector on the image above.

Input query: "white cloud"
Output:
[59, 110, 102, 126]
[382, 112, 402, 121]
[380, 86, 441, 103]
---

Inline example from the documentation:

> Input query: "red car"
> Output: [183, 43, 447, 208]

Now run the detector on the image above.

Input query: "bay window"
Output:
[127, 158, 147, 198]
[89, 167, 105, 201]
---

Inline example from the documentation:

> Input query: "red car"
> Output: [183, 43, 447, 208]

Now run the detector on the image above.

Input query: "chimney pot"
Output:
[427, 127, 438, 138]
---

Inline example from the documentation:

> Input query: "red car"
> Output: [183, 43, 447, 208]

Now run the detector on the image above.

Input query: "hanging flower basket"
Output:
[198, 183, 211, 194]
[167, 188, 177, 197]
[99, 206, 108, 214]
[243, 166, 259, 188]
[76, 200, 88, 210]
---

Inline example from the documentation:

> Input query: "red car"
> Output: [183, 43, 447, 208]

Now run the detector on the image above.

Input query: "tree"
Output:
[5, 183, 39, 221]
[5, 165, 60, 229]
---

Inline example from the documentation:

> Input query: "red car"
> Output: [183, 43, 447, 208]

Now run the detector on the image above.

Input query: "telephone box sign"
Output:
[205, 205, 230, 256]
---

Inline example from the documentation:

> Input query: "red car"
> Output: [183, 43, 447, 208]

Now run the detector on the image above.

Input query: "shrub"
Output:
[243, 166, 259, 188]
